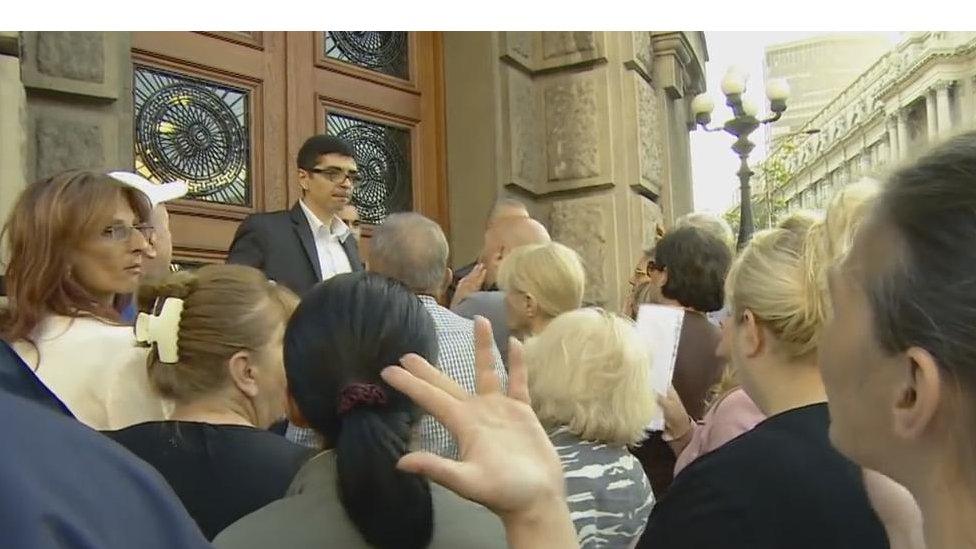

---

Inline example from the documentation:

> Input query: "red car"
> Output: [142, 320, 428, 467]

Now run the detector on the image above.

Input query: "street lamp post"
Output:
[690, 68, 791, 250]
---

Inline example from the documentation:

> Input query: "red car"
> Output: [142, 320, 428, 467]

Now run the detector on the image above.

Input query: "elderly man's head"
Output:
[486, 198, 529, 229]
[480, 217, 551, 288]
[368, 213, 451, 297]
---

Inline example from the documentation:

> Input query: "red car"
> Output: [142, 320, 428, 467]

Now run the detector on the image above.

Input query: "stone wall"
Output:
[20, 32, 133, 181]
[0, 32, 27, 265]
[444, 31, 706, 311]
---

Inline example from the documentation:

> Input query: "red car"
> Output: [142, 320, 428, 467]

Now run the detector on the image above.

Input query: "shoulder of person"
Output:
[454, 291, 504, 310]
[645, 457, 756, 548]
[429, 484, 508, 548]
[239, 209, 292, 229]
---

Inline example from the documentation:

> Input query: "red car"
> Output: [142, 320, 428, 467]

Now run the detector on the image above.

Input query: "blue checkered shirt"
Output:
[417, 295, 507, 459]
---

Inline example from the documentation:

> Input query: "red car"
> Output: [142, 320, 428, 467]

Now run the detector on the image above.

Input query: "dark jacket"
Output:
[226, 204, 363, 296]
[638, 403, 889, 549]
[0, 340, 72, 418]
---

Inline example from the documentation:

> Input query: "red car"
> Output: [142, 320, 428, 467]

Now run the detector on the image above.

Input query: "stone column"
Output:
[961, 76, 976, 126]
[886, 116, 900, 161]
[936, 81, 952, 138]
[925, 89, 939, 143]
[0, 32, 28, 263]
[896, 110, 909, 158]
[443, 32, 706, 311]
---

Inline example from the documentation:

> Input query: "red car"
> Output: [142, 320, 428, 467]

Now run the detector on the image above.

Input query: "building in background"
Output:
[0, 31, 707, 312]
[749, 32, 976, 218]
[764, 34, 892, 148]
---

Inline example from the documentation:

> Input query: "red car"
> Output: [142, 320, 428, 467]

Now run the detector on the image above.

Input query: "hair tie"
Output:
[134, 297, 184, 364]
[338, 383, 388, 414]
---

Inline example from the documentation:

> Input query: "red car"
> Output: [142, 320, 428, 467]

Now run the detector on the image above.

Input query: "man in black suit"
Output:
[227, 135, 364, 296]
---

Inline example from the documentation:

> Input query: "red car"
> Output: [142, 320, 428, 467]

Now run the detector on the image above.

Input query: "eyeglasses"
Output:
[306, 167, 364, 185]
[102, 222, 156, 244]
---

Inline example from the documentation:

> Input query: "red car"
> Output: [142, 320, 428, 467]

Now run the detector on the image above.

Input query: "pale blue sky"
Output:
[690, 31, 902, 215]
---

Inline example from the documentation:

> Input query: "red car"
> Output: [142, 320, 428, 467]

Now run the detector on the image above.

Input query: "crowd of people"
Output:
[2, 128, 976, 549]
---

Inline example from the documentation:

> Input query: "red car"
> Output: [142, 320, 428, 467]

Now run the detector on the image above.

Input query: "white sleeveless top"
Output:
[12, 315, 169, 430]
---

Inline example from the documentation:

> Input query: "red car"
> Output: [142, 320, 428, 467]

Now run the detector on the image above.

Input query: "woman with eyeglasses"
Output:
[0, 170, 168, 430]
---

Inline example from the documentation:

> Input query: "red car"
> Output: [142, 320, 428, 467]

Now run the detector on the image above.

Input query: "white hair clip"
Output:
[135, 297, 184, 364]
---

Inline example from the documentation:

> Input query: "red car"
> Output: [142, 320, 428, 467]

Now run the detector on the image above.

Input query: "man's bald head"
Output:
[482, 217, 551, 287]
[369, 212, 450, 295]
[486, 198, 529, 229]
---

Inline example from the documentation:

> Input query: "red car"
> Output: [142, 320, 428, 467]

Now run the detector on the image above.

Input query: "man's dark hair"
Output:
[285, 271, 437, 548]
[654, 226, 732, 313]
[297, 135, 356, 170]
[864, 131, 976, 397]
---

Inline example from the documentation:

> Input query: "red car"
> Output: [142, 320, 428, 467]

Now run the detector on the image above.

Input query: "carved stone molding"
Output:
[622, 31, 654, 84]
[649, 32, 706, 99]
[501, 64, 613, 196]
[500, 31, 607, 74]
[21, 32, 121, 99]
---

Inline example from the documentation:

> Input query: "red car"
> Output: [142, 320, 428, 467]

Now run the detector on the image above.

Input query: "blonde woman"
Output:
[659, 180, 882, 477]
[105, 265, 312, 540]
[524, 308, 655, 548]
[641, 207, 888, 548]
[497, 242, 585, 339]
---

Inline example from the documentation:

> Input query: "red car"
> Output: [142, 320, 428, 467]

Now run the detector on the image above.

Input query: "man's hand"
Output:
[450, 264, 486, 309]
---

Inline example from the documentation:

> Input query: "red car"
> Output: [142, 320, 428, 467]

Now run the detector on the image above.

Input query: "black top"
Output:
[638, 403, 889, 549]
[226, 203, 364, 296]
[105, 421, 314, 540]
[0, 393, 209, 549]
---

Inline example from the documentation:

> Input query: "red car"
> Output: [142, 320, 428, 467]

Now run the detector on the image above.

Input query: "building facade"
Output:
[753, 32, 976, 217]
[0, 31, 707, 311]
[764, 34, 892, 148]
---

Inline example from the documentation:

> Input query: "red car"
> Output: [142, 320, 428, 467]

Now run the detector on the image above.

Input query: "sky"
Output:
[689, 31, 903, 215]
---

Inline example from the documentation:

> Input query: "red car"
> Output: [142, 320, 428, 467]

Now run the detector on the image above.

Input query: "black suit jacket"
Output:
[226, 203, 363, 296]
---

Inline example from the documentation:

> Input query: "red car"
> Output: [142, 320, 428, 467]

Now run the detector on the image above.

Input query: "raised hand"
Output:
[450, 264, 487, 309]
[381, 316, 578, 549]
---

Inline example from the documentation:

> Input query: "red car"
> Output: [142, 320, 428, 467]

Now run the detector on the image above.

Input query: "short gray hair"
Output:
[369, 213, 449, 295]
[675, 212, 735, 250]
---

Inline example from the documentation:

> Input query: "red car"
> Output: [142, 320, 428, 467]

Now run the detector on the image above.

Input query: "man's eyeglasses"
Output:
[102, 223, 156, 244]
[306, 167, 364, 185]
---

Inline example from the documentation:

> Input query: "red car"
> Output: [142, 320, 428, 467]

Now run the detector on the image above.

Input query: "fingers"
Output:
[473, 316, 501, 395]
[399, 353, 469, 400]
[506, 337, 531, 404]
[397, 451, 475, 499]
[380, 366, 463, 432]
[460, 264, 486, 287]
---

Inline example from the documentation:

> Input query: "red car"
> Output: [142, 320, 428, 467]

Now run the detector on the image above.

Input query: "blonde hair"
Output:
[524, 308, 655, 445]
[140, 264, 299, 401]
[726, 180, 880, 361]
[497, 242, 585, 319]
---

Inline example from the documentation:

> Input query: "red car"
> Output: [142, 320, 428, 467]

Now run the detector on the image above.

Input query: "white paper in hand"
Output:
[635, 304, 685, 432]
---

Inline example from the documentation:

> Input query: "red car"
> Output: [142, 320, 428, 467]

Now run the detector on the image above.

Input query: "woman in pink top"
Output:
[659, 381, 766, 476]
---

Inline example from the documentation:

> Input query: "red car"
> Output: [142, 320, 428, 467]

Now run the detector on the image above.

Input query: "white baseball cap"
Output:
[108, 171, 189, 208]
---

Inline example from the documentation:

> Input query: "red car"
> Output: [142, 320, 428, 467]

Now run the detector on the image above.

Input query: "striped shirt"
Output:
[550, 426, 655, 548]
[418, 295, 507, 459]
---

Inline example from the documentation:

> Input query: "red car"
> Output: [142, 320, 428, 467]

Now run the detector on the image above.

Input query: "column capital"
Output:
[933, 80, 954, 93]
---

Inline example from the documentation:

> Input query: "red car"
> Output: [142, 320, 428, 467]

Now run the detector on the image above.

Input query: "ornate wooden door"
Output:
[131, 31, 447, 266]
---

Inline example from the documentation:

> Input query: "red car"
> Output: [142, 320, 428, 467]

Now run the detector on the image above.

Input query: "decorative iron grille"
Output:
[323, 32, 409, 80]
[327, 113, 411, 224]
[134, 66, 251, 206]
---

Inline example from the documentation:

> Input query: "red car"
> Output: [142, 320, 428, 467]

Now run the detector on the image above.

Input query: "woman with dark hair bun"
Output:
[214, 271, 507, 549]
